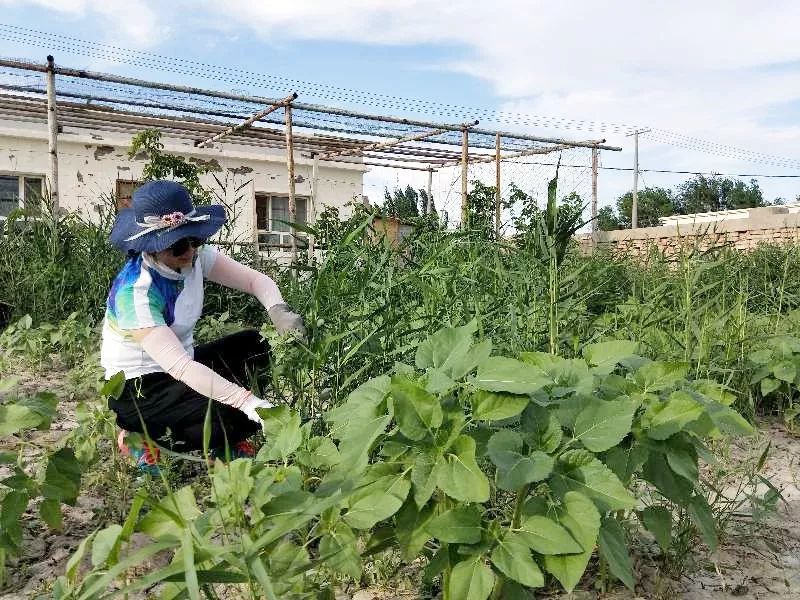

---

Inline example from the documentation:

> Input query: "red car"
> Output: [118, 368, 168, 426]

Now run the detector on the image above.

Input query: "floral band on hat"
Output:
[124, 209, 211, 242]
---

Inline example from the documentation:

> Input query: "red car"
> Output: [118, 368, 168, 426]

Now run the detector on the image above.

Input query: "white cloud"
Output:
[0, 0, 163, 47]
[202, 0, 800, 205]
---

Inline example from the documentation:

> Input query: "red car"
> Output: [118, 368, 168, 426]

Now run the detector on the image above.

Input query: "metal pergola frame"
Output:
[0, 56, 622, 259]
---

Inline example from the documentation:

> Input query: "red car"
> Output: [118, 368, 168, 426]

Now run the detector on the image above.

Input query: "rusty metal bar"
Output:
[196, 92, 297, 147]
[317, 126, 459, 161]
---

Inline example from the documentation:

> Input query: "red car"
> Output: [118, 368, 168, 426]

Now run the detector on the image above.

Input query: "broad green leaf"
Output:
[543, 492, 600, 593]
[693, 380, 735, 406]
[487, 430, 553, 491]
[319, 521, 361, 580]
[269, 539, 310, 576]
[0, 490, 28, 551]
[598, 516, 634, 589]
[760, 377, 780, 396]
[425, 368, 457, 394]
[100, 371, 126, 399]
[666, 440, 699, 483]
[411, 451, 438, 508]
[390, 376, 442, 441]
[474, 357, 549, 395]
[515, 515, 583, 554]
[343, 491, 404, 529]
[448, 555, 495, 600]
[415, 321, 477, 375]
[92, 524, 123, 568]
[583, 341, 638, 375]
[641, 505, 672, 552]
[699, 399, 754, 436]
[139, 486, 201, 540]
[39, 498, 62, 531]
[0, 404, 42, 437]
[553, 395, 592, 431]
[42, 448, 81, 505]
[326, 375, 390, 440]
[604, 444, 648, 485]
[773, 360, 796, 383]
[573, 397, 638, 452]
[634, 361, 688, 392]
[259, 406, 303, 460]
[550, 450, 636, 512]
[471, 390, 529, 421]
[426, 504, 482, 543]
[325, 377, 392, 478]
[642, 451, 694, 503]
[395, 501, 434, 560]
[688, 495, 718, 551]
[296, 436, 341, 469]
[434, 435, 490, 503]
[521, 404, 562, 453]
[748, 349, 772, 365]
[490, 531, 544, 588]
[644, 391, 705, 440]
[18, 392, 58, 430]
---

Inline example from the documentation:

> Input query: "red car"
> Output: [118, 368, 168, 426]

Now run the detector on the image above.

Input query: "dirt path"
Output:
[1, 368, 799, 599]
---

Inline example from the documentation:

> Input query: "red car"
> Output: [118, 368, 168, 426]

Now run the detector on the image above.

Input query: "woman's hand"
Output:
[239, 395, 274, 425]
[268, 303, 306, 337]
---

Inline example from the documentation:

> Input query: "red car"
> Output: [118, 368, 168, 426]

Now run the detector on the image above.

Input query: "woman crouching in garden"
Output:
[100, 180, 304, 473]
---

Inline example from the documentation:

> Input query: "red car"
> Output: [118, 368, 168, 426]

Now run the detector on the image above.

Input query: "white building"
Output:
[0, 104, 366, 251]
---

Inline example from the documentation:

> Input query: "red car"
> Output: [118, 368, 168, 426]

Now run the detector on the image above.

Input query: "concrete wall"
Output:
[578, 206, 800, 257]
[0, 119, 365, 247]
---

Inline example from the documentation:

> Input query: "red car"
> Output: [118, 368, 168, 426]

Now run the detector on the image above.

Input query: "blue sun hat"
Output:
[109, 180, 226, 253]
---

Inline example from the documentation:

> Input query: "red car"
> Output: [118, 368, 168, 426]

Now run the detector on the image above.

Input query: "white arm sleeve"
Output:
[207, 251, 284, 310]
[139, 325, 253, 409]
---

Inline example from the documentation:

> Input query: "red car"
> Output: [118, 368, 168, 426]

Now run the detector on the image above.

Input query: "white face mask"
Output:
[142, 252, 188, 281]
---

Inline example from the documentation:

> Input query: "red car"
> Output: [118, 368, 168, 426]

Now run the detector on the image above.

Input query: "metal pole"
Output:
[426, 167, 433, 215]
[310, 153, 319, 256]
[591, 147, 598, 240]
[632, 131, 639, 229]
[285, 104, 297, 262]
[495, 133, 501, 237]
[45, 55, 59, 211]
[461, 128, 469, 228]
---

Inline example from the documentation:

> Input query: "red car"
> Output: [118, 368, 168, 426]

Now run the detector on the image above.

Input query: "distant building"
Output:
[0, 100, 366, 252]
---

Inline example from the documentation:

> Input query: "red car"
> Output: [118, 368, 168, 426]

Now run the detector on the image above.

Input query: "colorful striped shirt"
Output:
[100, 246, 218, 379]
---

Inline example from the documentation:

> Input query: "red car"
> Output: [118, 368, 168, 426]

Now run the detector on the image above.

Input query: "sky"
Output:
[0, 0, 799, 223]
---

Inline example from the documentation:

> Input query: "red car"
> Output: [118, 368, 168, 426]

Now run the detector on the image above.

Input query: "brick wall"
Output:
[578, 206, 800, 257]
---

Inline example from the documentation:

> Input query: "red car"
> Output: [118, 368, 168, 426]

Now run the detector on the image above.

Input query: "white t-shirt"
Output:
[100, 245, 218, 379]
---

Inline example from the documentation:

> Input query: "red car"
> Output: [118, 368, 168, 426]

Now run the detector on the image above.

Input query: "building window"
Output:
[116, 179, 142, 211]
[0, 175, 44, 218]
[255, 193, 308, 248]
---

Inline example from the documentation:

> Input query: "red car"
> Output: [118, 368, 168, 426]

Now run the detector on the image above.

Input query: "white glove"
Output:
[239, 395, 274, 425]
[268, 303, 306, 337]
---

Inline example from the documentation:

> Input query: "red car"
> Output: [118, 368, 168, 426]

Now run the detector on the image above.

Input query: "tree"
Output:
[128, 129, 211, 204]
[383, 185, 421, 218]
[466, 180, 497, 235]
[676, 175, 764, 213]
[615, 186, 676, 228]
[597, 206, 621, 231]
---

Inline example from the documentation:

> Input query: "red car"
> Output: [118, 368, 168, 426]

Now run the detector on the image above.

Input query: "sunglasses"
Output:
[168, 237, 204, 257]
